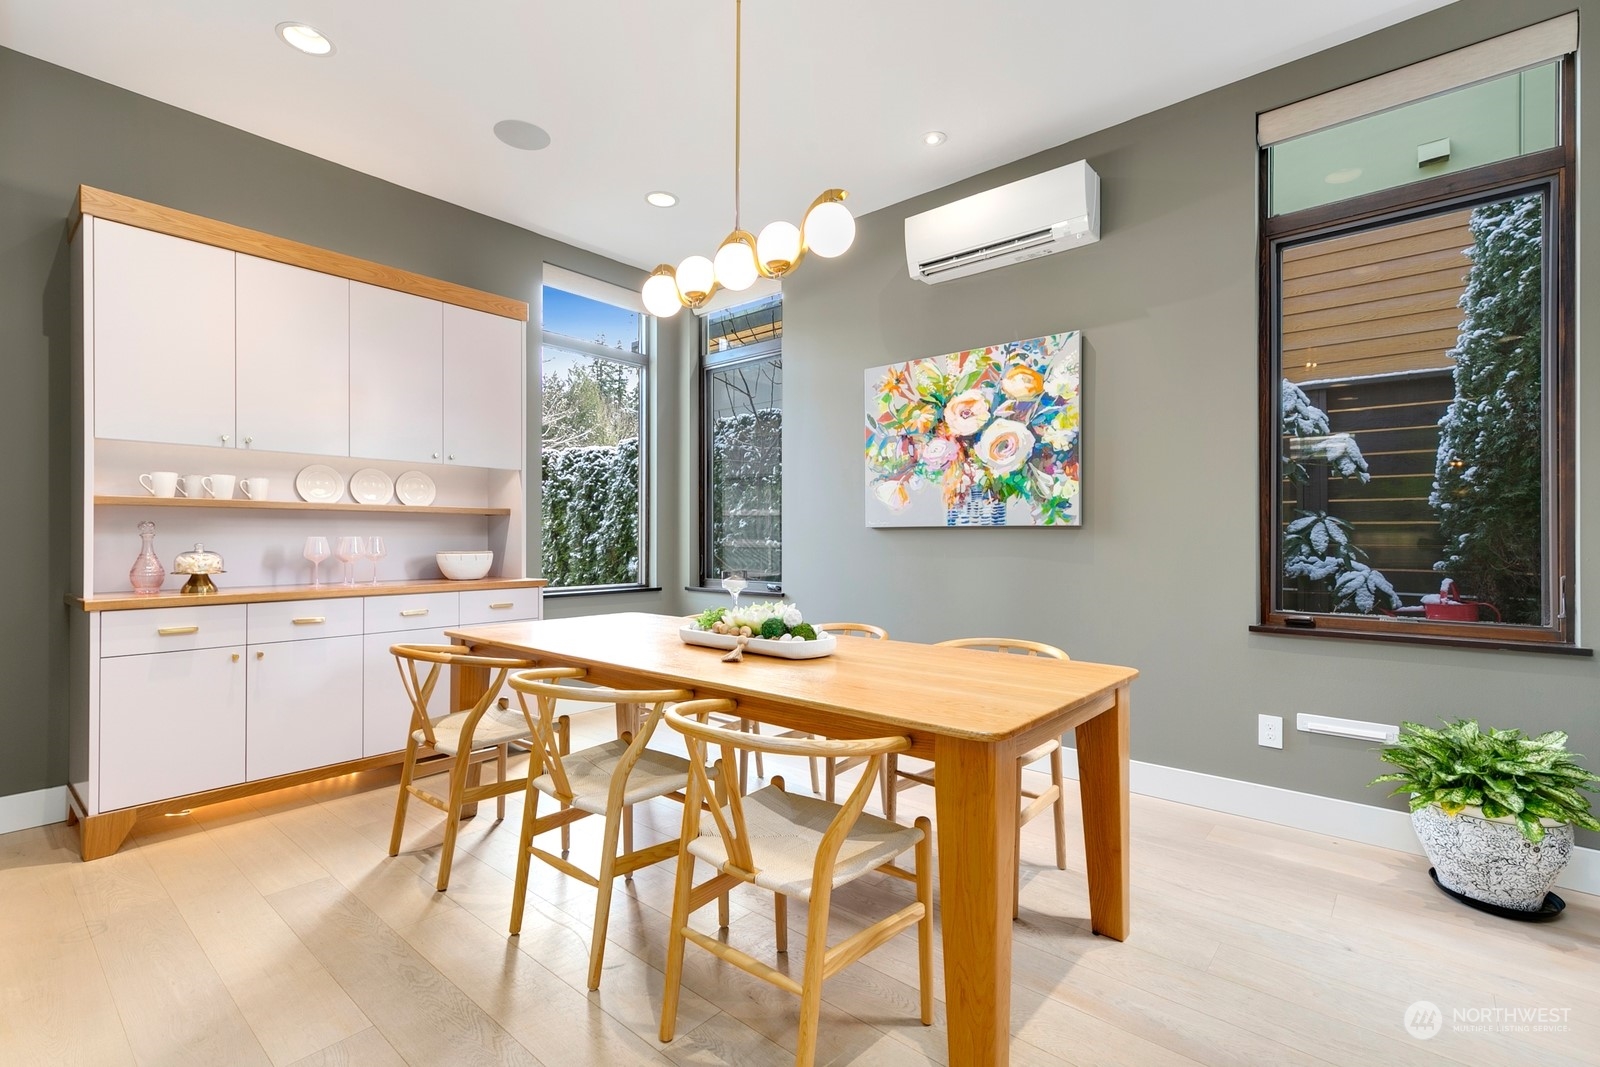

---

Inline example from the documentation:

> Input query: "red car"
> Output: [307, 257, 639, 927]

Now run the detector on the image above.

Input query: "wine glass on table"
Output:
[721, 572, 748, 612]
[303, 536, 330, 588]
[335, 536, 363, 586]
[365, 536, 387, 586]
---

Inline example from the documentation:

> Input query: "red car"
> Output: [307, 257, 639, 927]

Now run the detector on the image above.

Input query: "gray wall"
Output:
[779, 0, 1600, 842]
[0, 45, 688, 800]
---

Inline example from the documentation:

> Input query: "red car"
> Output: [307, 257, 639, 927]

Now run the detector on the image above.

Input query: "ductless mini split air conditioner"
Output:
[904, 159, 1100, 284]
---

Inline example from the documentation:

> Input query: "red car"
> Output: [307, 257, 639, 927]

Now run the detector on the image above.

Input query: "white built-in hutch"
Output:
[67, 187, 545, 859]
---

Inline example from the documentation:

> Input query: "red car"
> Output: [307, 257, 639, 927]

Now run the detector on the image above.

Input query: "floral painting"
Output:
[864, 332, 1081, 527]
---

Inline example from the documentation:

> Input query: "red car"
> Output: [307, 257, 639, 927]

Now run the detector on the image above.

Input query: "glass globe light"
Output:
[802, 192, 855, 258]
[641, 266, 682, 318]
[675, 255, 717, 306]
[756, 220, 802, 276]
[713, 231, 759, 292]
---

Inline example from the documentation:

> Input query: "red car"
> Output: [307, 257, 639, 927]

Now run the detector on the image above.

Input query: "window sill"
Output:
[543, 585, 662, 599]
[1249, 623, 1591, 657]
[685, 585, 785, 599]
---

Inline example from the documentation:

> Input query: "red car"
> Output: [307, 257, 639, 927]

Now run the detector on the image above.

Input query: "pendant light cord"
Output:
[733, 0, 742, 232]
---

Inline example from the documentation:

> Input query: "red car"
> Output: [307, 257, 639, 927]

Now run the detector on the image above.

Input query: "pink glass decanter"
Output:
[128, 520, 166, 594]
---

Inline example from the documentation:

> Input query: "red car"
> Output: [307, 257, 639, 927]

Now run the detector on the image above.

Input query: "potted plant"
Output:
[1372, 719, 1600, 913]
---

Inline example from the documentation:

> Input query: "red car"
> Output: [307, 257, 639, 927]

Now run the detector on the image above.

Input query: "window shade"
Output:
[1257, 12, 1575, 147]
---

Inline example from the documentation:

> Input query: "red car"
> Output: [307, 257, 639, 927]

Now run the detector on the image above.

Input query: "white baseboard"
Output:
[0, 786, 68, 837]
[1055, 750, 1600, 897]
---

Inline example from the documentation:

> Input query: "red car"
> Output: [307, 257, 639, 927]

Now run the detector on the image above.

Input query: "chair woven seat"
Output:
[689, 785, 923, 901]
[417, 702, 533, 755]
[533, 738, 692, 814]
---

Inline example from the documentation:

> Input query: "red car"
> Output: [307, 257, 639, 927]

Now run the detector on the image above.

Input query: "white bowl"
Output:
[437, 550, 493, 581]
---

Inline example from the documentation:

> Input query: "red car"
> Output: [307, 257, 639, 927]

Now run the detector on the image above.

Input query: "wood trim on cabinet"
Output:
[69, 748, 478, 860]
[77, 576, 547, 612]
[71, 186, 529, 322]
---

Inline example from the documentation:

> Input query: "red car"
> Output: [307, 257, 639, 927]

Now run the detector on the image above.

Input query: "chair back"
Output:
[507, 667, 692, 806]
[665, 699, 910, 886]
[389, 643, 535, 747]
[817, 622, 889, 640]
[935, 636, 1070, 660]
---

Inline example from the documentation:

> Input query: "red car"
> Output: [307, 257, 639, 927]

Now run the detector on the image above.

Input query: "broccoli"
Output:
[759, 617, 787, 640]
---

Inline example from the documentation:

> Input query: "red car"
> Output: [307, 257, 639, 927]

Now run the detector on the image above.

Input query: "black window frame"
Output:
[696, 309, 783, 594]
[1253, 57, 1578, 654]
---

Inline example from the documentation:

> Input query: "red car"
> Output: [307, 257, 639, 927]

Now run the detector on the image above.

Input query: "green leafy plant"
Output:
[695, 606, 727, 630]
[1371, 719, 1600, 843]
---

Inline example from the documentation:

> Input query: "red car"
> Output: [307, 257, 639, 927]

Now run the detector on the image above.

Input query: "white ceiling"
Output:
[0, 0, 1453, 271]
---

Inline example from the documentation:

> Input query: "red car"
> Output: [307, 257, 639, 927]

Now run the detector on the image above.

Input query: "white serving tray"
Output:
[679, 626, 837, 660]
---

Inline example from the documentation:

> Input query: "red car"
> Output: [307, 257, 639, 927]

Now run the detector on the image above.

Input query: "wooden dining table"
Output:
[447, 612, 1137, 1067]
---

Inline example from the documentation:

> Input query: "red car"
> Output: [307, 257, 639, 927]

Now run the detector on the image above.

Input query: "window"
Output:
[539, 281, 648, 589]
[700, 294, 782, 590]
[1257, 23, 1575, 651]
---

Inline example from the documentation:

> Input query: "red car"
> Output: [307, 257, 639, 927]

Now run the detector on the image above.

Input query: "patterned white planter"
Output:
[1411, 802, 1572, 911]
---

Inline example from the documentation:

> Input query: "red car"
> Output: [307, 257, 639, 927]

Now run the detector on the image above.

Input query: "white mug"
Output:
[139, 471, 179, 498]
[179, 474, 206, 499]
[240, 477, 270, 501]
[203, 474, 236, 500]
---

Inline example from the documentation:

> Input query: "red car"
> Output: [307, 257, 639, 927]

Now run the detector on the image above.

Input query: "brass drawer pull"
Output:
[292, 616, 326, 625]
[489, 602, 514, 610]
[400, 608, 429, 617]
[157, 625, 199, 636]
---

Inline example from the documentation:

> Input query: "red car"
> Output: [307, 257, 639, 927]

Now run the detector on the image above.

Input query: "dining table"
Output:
[446, 611, 1136, 1067]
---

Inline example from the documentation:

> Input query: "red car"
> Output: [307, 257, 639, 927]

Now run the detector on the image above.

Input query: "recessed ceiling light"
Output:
[276, 22, 334, 56]
[493, 119, 552, 151]
[923, 131, 948, 147]
[645, 191, 678, 208]
[1324, 167, 1363, 185]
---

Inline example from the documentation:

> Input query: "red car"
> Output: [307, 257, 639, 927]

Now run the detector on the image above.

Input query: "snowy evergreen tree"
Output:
[1431, 195, 1544, 625]
[1281, 380, 1400, 614]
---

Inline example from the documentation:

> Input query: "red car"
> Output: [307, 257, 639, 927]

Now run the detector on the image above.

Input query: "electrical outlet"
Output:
[1258, 714, 1283, 749]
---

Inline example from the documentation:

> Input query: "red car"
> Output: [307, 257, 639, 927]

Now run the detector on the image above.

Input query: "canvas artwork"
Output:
[864, 331, 1082, 527]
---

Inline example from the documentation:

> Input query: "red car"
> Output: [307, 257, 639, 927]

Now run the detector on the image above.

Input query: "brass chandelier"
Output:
[641, 0, 855, 317]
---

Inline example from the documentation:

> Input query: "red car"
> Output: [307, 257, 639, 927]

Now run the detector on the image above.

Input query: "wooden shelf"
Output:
[77, 577, 547, 612]
[95, 495, 509, 517]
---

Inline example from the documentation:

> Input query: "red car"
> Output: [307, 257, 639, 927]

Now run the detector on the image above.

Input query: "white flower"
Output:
[975, 418, 1034, 475]
[874, 480, 911, 510]
[782, 606, 803, 627]
[943, 390, 991, 436]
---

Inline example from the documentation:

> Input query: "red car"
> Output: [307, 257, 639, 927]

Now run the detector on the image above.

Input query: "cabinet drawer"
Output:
[364, 592, 459, 635]
[101, 604, 248, 658]
[248, 598, 364, 644]
[459, 588, 543, 626]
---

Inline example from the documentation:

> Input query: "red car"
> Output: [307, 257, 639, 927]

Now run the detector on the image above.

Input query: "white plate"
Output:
[295, 464, 345, 503]
[349, 468, 395, 505]
[679, 626, 837, 660]
[395, 470, 437, 507]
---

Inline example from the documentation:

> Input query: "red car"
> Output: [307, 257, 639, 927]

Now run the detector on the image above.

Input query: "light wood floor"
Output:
[4, 714, 1598, 1067]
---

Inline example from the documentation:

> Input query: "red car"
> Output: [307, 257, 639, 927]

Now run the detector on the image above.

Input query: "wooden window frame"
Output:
[1253, 58, 1579, 655]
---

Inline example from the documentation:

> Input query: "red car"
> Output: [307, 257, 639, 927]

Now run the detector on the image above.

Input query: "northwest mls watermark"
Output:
[1404, 1000, 1572, 1039]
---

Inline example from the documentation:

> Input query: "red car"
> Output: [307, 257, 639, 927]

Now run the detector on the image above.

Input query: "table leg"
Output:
[1075, 684, 1130, 940]
[615, 701, 641, 738]
[934, 735, 1018, 1067]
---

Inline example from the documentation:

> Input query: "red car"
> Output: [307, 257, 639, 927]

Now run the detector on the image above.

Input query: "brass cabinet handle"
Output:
[399, 608, 429, 617]
[256, 650, 265, 660]
[489, 602, 514, 610]
[292, 616, 326, 625]
[157, 625, 199, 636]
[231, 653, 240, 662]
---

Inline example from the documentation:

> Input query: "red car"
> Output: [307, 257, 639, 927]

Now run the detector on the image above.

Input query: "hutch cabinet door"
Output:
[98, 644, 246, 811]
[349, 282, 444, 463]
[362, 628, 453, 757]
[442, 304, 523, 469]
[235, 255, 351, 456]
[92, 219, 236, 448]
[245, 634, 364, 780]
